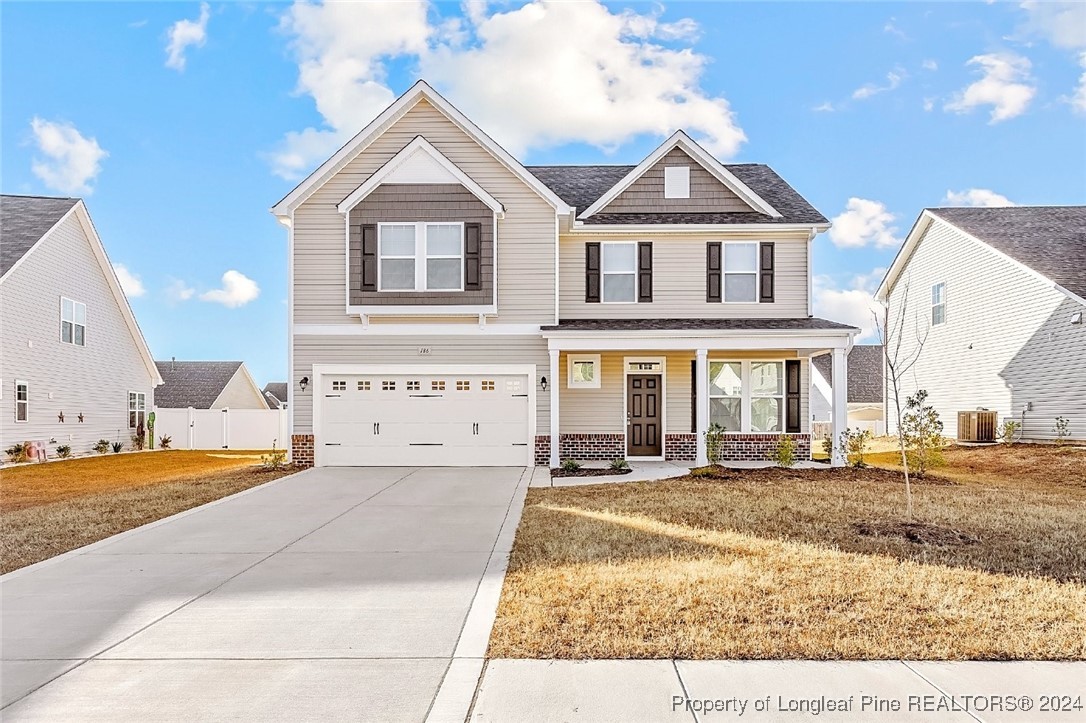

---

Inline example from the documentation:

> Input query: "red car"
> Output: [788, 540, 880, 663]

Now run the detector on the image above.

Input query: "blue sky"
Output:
[3, 1, 1084, 386]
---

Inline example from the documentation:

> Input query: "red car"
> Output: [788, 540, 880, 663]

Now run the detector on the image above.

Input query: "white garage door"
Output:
[317, 372, 531, 466]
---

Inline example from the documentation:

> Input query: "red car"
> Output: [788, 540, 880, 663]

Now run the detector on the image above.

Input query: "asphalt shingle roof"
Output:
[0, 195, 80, 276]
[930, 206, 1086, 299]
[526, 164, 827, 225]
[262, 382, 288, 409]
[542, 318, 857, 332]
[154, 361, 244, 409]
[812, 345, 885, 404]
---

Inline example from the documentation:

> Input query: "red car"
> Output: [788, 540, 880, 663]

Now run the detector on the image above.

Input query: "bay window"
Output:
[602, 243, 637, 303]
[378, 222, 464, 292]
[708, 360, 786, 433]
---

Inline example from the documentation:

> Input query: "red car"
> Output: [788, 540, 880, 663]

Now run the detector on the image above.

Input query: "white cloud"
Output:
[113, 264, 146, 298]
[270, 1, 747, 178]
[828, 198, 900, 249]
[883, 19, 907, 41]
[29, 117, 108, 195]
[813, 271, 886, 343]
[165, 2, 210, 71]
[944, 53, 1036, 123]
[812, 101, 836, 113]
[164, 278, 195, 303]
[1018, 1, 1086, 50]
[943, 188, 1017, 207]
[199, 270, 260, 308]
[922, 59, 938, 71]
[852, 68, 906, 100]
[923, 97, 935, 111]
[1070, 52, 1086, 114]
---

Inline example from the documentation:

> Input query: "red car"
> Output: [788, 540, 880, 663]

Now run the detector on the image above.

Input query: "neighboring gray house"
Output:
[876, 206, 1086, 442]
[810, 345, 886, 435]
[272, 81, 858, 468]
[0, 195, 161, 456]
[262, 382, 288, 409]
[154, 360, 268, 410]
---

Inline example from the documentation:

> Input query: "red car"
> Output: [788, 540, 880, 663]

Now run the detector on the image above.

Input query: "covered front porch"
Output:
[539, 319, 857, 468]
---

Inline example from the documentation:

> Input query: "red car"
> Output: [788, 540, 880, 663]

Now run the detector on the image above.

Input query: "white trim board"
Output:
[295, 323, 541, 336]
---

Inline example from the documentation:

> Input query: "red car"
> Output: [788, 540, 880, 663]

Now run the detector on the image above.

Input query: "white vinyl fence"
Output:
[152, 407, 289, 451]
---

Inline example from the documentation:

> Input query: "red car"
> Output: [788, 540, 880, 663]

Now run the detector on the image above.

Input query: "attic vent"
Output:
[664, 166, 690, 199]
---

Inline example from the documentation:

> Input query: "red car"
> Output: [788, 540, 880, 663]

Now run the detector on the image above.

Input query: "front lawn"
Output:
[489, 446, 1086, 660]
[1, 450, 295, 573]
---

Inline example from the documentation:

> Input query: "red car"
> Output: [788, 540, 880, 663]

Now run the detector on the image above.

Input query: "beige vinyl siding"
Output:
[559, 231, 810, 319]
[886, 218, 1086, 441]
[292, 334, 549, 434]
[210, 367, 268, 409]
[0, 214, 156, 453]
[293, 98, 557, 326]
[601, 148, 756, 214]
[558, 351, 808, 435]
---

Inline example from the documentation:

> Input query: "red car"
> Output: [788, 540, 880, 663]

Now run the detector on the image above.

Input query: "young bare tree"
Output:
[874, 279, 929, 519]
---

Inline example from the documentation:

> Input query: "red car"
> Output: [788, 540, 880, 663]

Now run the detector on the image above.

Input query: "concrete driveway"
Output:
[1, 466, 529, 722]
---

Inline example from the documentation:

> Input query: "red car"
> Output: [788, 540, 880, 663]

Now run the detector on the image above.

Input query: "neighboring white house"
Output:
[154, 360, 269, 410]
[876, 206, 1086, 442]
[0, 195, 162, 456]
[810, 345, 885, 436]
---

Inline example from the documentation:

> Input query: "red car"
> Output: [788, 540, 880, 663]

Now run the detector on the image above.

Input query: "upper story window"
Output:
[61, 297, 87, 346]
[664, 166, 690, 199]
[723, 243, 758, 303]
[931, 282, 946, 326]
[602, 243, 637, 303]
[378, 222, 463, 292]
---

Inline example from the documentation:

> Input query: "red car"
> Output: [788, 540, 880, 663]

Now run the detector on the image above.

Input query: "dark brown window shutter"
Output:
[690, 359, 698, 433]
[785, 359, 801, 433]
[585, 242, 601, 303]
[759, 242, 775, 303]
[637, 242, 653, 303]
[361, 224, 378, 291]
[464, 223, 482, 290]
[706, 242, 722, 303]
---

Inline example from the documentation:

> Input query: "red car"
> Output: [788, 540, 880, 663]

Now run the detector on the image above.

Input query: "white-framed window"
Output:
[723, 243, 758, 303]
[567, 354, 602, 389]
[61, 297, 87, 346]
[128, 391, 146, 429]
[664, 166, 690, 199]
[931, 282, 946, 326]
[708, 360, 785, 433]
[378, 222, 464, 292]
[14, 380, 28, 423]
[602, 243, 637, 303]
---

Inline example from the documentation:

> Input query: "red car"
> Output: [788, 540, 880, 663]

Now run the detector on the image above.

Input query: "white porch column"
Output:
[695, 349, 709, 466]
[549, 348, 560, 468]
[831, 347, 848, 467]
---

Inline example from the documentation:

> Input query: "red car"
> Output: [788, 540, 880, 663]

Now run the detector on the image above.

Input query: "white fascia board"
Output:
[577, 130, 781, 220]
[313, 363, 536, 377]
[336, 136, 505, 217]
[346, 304, 498, 317]
[570, 221, 829, 235]
[271, 80, 571, 218]
[544, 331, 856, 352]
[295, 323, 541, 336]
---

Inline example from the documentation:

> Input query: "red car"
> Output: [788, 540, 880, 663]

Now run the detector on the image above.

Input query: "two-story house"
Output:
[877, 206, 1086, 442]
[272, 82, 857, 468]
[0, 195, 161, 456]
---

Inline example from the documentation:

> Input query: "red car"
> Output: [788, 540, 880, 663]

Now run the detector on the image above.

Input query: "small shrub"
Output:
[111, 441, 124, 454]
[841, 427, 874, 468]
[821, 435, 833, 459]
[93, 439, 111, 455]
[609, 458, 630, 471]
[131, 424, 146, 451]
[768, 434, 798, 468]
[687, 465, 718, 478]
[1054, 417, 1071, 446]
[704, 422, 726, 464]
[55, 444, 72, 459]
[159, 435, 172, 449]
[5, 442, 29, 463]
[999, 420, 1021, 446]
[560, 458, 581, 472]
[901, 390, 945, 477]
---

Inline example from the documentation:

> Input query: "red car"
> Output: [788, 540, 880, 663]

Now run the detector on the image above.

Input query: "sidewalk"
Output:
[469, 659, 1086, 722]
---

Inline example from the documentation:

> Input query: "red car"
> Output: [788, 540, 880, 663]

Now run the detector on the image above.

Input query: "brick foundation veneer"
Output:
[291, 434, 314, 468]
[718, 433, 811, 462]
[664, 433, 697, 462]
[531, 432, 811, 467]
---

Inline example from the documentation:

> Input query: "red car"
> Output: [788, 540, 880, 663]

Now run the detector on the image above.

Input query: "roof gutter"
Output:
[568, 222, 831, 234]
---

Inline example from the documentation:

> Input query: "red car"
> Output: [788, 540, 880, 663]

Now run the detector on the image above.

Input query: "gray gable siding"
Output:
[1, 212, 157, 453]
[600, 148, 756, 215]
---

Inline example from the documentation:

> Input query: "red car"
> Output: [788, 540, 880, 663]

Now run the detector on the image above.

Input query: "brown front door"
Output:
[627, 374, 662, 456]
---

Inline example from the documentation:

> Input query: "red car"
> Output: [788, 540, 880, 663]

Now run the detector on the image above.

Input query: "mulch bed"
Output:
[686, 465, 957, 485]
[854, 519, 980, 546]
[551, 467, 634, 478]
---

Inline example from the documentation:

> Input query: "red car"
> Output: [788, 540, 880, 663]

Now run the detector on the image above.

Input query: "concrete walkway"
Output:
[471, 659, 1086, 722]
[1, 466, 531, 722]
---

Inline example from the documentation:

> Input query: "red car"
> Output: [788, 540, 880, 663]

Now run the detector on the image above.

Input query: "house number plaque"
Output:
[417, 347, 432, 356]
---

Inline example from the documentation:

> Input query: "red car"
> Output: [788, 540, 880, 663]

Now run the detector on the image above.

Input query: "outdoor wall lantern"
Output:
[299, 376, 309, 392]
[540, 376, 549, 391]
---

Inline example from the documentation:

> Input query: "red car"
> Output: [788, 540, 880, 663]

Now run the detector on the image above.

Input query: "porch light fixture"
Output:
[299, 376, 309, 392]
[540, 376, 548, 391]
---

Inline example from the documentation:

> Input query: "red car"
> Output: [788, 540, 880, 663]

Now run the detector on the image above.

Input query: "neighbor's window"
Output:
[567, 354, 602, 389]
[61, 297, 87, 346]
[378, 222, 464, 292]
[602, 243, 637, 303]
[931, 282, 946, 326]
[15, 380, 28, 423]
[723, 243, 758, 303]
[708, 362, 742, 431]
[128, 391, 146, 429]
[749, 362, 783, 433]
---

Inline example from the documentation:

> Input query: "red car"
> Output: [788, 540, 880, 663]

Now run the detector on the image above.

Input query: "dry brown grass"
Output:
[868, 443, 1086, 487]
[489, 458, 1086, 660]
[1, 451, 294, 573]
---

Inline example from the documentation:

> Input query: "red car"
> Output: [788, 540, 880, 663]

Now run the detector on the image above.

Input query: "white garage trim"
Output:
[311, 364, 537, 467]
